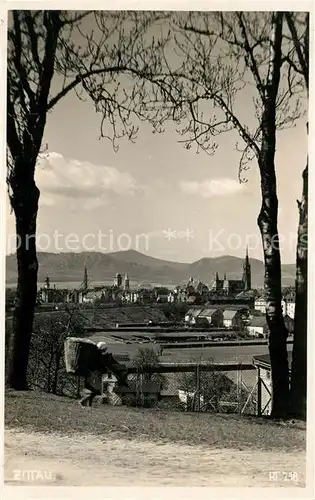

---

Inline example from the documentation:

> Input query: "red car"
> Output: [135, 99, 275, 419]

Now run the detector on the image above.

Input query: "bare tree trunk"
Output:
[257, 16, 290, 416]
[258, 187, 289, 418]
[289, 160, 308, 419]
[283, 13, 308, 420]
[7, 172, 39, 390]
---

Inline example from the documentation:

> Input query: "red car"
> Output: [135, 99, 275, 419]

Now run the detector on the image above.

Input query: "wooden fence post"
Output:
[195, 364, 201, 412]
[140, 373, 144, 407]
[257, 368, 262, 416]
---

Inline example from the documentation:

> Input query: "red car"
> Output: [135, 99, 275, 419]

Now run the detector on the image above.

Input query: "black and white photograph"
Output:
[2, 1, 314, 496]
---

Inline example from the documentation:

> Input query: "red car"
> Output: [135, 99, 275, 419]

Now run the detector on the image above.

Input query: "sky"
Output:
[5, 11, 308, 264]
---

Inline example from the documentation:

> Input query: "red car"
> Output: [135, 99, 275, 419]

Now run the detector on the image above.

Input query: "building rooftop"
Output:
[222, 310, 238, 320]
[283, 295, 296, 303]
[248, 316, 268, 328]
[253, 352, 293, 372]
[236, 290, 257, 299]
[198, 308, 220, 317]
[186, 308, 203, 317]
[186, 296, 197, 304]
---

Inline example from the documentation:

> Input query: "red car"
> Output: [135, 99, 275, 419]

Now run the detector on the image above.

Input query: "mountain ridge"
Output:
[6, 250, 296, 287]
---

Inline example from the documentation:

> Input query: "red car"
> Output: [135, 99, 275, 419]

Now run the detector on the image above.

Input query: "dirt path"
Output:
[4, 429, 305, 487]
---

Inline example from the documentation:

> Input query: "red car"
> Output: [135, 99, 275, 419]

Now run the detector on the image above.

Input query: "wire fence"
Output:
[118, 363, 259, 415]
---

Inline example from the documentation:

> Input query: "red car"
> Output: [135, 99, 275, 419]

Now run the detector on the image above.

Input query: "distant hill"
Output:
[5, 250, 296, 287]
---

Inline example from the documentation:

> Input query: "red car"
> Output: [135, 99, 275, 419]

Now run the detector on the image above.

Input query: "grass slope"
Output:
[5, 391, 306, 452]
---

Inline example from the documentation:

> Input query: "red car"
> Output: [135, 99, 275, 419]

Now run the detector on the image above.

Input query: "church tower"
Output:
[124, 273, 130, 291]
[215, 272, 220, 291]
[83, 266, 88, 292]
[242, 246, 251, 290]
[223, 273, 229, 294]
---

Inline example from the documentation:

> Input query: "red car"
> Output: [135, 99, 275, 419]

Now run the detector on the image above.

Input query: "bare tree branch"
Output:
[60, 11, 93, 26]
[47, 65, 131, 110]
[11, 12, 36, 110]
[6, 90, 22, 164]
[212, 93, 260, 158]
[237, 12, 265, 100]
[285, 12, 309, 90]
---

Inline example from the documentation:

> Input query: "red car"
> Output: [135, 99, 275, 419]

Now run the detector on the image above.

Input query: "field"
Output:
[88, 334, 292, 364]
[5, 391, 306, 487]
[85, 339, 293, 394]
[6, 304, 171, 327]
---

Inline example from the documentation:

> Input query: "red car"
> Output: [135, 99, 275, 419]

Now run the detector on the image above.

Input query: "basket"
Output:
[64, 337, 99, 376]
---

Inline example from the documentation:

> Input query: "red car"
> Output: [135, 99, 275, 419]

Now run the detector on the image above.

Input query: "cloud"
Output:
[180, 178, 244, 198]
[36, 152, 147, 209]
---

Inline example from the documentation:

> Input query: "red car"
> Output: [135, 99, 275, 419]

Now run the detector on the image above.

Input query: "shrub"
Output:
[177, 355, 250, 413]
[130, 347, 167, 408]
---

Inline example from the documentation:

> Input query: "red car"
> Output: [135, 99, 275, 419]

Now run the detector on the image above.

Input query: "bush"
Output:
[177, 355, 251, 413]
[179, 370, 233, 411]
[132, 347, 166, 379]
[130, 347, 167, 408]
[161, 302, 188, 322]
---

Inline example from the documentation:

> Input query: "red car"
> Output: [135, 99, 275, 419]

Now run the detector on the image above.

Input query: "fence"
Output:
[119, 362, 259, 415]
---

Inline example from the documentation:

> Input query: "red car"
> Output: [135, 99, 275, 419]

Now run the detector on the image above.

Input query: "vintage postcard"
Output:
[1, 0, 314, 498]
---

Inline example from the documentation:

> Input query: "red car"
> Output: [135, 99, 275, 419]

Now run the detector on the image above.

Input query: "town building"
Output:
[254, 297, 267, 313]
[184, 308, 204, 326]
[184, 305, 248, 330]
[122, 290, 140, 304]
[254, 296, 296, 319]
[39, 277, 68, 304]
[114, 273, 123, 288]
[246, 315, 269, 338]
[81, 290, 104, 303]
[124, 273, 130, 291]
[186, 295, 198, 305]
[282, 298, 296, 319]
[209, 247, 251, 296]
[154, 287, 170, 303]
[197, 308, 224, 327]
[222, 310, 243, 329]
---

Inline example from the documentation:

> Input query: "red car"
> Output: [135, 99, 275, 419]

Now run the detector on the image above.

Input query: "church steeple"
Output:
[83, 266, 88, 291]
[242, 246, 251, 290]
[124, 273, 130, 291]
[45, 276, 50, 289]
